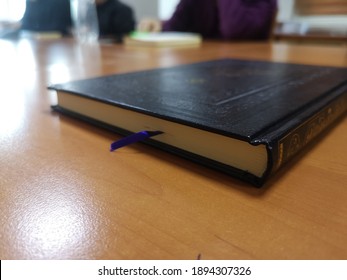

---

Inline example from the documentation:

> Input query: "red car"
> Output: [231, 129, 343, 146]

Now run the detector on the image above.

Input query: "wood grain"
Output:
[0, 38, 346, 259]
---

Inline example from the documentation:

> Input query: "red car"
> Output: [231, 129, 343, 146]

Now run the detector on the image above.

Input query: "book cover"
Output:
[48, 59, 347, 186]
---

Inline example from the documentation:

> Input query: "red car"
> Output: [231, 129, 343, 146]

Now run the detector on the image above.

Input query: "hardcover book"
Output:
[48, 59, 347, 186]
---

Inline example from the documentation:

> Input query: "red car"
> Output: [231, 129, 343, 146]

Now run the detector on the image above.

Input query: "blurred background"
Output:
[1, 0, 346, 44]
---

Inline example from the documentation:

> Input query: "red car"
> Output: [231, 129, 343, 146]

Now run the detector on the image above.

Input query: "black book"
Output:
[48, 59, 347, 186]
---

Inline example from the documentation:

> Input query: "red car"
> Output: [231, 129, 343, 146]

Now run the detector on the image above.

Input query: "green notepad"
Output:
[124, 31, 202, 47]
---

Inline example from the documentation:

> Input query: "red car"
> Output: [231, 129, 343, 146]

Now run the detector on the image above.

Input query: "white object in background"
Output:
[0, 0, 26, 22]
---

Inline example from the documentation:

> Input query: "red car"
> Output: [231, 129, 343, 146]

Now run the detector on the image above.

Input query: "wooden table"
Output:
[273, 32, 347, 45]
[273, 23, 347, 45]
[0, 38, 346, 260]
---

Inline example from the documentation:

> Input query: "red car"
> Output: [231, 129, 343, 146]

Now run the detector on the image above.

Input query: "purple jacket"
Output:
[163, 0, 277, 40]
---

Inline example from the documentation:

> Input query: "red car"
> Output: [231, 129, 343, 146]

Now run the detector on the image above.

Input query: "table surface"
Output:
[0, 38, 346, 260]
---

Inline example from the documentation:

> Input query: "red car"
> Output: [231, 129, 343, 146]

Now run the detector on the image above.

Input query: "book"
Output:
[48, 59, 347, 186]
[124, 31, 202, 47]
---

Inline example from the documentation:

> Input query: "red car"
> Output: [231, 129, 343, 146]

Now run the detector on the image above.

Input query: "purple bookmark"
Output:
[110, 130, 163, 152]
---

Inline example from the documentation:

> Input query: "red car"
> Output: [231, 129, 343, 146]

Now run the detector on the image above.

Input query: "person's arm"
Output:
[217, 0, 277, 40]
[162, 0, 195, 32]
[109, 3, 135, 35]
[137, 0, 194, 33]
[97, 0, 135, 37]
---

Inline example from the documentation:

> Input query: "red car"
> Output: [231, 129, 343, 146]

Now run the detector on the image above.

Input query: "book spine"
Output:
[271, 92, 347, 174]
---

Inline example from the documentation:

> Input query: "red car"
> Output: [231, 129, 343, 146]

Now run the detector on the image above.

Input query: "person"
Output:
[139, 0, 277, 40]
[21, 0, 72, 35]
[21, 0, 135, 40]
[95, 0, 135, 40]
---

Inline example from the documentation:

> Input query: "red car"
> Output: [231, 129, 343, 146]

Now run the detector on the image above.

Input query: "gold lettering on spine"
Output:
[275, 95, 347, 172]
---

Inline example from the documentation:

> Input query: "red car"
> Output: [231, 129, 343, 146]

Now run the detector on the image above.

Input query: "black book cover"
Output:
[49, 59, 347, 186]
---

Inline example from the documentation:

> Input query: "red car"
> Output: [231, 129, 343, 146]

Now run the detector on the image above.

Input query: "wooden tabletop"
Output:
[0, 38, 346, 260]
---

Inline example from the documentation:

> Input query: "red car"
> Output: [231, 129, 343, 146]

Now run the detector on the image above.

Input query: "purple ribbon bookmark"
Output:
[110, 130, 163, 152]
